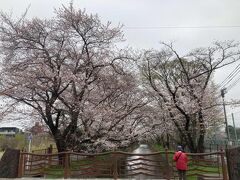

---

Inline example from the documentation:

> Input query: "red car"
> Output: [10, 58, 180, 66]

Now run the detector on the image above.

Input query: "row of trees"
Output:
[227, 125, 240, 140]
[0, 4, 239, 153]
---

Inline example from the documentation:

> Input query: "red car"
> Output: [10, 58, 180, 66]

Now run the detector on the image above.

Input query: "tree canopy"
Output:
[0, 4, 239, 153]
[0, 4, 148, 152]
[140, 42, 240, 152]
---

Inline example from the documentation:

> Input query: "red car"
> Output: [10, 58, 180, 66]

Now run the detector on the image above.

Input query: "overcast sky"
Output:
[1, 0, 240, 126]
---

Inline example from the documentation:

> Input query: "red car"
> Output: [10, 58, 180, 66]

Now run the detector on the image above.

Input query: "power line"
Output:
[218, 62, 240, 92]
[227, 75, 240, 92]
[219, 64, 240, 88]
[124, 25, 240, 30]
[220, 69, 240, 90]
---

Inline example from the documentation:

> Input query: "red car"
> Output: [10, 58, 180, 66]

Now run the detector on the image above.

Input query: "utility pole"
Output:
[231, 113, 238, 141]
[221, 88, 230, 141]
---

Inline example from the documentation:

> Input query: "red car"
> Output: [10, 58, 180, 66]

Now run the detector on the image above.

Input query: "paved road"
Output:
[126, 144, 168, 179]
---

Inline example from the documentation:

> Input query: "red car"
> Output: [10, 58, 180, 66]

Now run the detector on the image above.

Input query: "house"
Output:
[29, 122, 45, 135]
[0, 127, 23, 136]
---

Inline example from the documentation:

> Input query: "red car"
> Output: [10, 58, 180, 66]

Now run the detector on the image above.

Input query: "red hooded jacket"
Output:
[173, 151, 188, 170]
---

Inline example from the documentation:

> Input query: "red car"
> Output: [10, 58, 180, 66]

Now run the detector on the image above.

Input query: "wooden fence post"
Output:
[48, 144, 53, 154]
[165, 148, 171, 180]
[17, 153, 24, 178]
[48, 145, 52, 167]
[112, 152, 118, 179]
[64, 153, 70, 179]
[220, 149, 228, 180]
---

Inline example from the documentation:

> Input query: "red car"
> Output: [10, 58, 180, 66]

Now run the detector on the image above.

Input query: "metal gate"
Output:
[226, 147, 240, 180]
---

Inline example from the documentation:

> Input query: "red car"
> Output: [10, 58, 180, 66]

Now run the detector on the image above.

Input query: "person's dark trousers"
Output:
[178, 169, 186, 180]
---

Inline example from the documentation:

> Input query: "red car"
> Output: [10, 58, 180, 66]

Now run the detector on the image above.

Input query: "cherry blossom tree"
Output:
[140, 42, 240, 152]
[0, 4, 147, 152]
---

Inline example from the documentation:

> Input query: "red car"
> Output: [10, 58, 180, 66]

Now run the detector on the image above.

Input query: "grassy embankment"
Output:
[0, 134, 55, 160]
[45, 154, 111, 179]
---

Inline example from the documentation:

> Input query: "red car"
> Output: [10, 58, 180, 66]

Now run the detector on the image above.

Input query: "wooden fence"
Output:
[17, 149, 228, 179]
[226, 147, 240, 180]
[31, 144, 57, 154]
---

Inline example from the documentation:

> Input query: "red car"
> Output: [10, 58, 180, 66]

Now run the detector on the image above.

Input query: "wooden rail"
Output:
[17, 150, 228, 179]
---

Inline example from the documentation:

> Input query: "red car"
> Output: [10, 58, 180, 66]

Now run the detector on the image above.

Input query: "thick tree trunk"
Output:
[197, 134, 205, 153]
[53, 130, 67, 165]
[197, 109, 205, 153]
[166, 134, 170, 149]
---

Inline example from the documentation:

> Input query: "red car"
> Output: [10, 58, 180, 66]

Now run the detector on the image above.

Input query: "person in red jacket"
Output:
[173, 145, 188, 180]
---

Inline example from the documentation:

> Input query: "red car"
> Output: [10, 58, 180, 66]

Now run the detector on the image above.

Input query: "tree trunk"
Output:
[53, 130, 67, 165]
[166, 134, 170, 149]
[197, 109, 205, 153]
[197, 134, 205, 153]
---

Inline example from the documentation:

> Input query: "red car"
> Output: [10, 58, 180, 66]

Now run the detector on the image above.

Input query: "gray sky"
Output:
[1, 0, 240, 126]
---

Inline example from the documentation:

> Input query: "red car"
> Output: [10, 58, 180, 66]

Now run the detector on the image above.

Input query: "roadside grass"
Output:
[153, 144, 165, 151]
[153, 143, 174, 160]
[44, 154, 112, 178]
[187, 176, 198, 180]
[45, 165, 64, 179]
[0, 134, 55, 154]
[31, 135, 56, 152]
